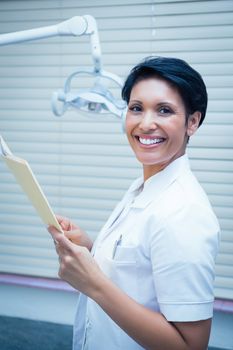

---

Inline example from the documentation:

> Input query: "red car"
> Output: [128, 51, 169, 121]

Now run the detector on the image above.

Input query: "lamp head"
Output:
[51, 69, 126, 119]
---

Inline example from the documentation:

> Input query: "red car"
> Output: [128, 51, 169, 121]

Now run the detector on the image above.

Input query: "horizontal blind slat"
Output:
[0, 0, 232, 300]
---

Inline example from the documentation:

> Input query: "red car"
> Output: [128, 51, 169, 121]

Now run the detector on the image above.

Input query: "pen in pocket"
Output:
[112, 234, 122, 259]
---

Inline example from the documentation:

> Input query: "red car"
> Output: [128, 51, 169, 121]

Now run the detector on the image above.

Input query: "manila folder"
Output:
[1, 136, 63, 233]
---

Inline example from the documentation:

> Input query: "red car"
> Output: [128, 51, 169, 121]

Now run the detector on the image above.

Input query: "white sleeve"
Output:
[150, 202, 220, 322]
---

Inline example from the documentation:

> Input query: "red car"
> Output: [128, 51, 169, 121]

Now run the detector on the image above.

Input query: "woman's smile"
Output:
[134, 134, 167, 147]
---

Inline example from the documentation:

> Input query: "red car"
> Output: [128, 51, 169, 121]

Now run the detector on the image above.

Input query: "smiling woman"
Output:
[48, 56, 220, 350]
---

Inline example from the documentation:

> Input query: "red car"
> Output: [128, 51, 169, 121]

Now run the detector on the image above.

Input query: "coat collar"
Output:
[93, 154, 191, 246]
[130, 154, 191, 209]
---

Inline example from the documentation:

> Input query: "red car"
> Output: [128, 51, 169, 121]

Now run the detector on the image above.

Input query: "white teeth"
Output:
[139, 137, 164, 145]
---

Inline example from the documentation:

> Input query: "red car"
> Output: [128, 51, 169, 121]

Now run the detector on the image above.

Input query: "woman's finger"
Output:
[51, 229, 75, 255]
[47, 225, 60, 235]
[47, 226, 61, 251]
[56, 215, 80, 231]
[47, 225, 69, 255]
[55, 215, 71, 230]
[64, 230, 80, 243]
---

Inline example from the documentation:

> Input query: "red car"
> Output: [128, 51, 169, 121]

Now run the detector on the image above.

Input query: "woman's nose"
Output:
[139, 111, 157, 131]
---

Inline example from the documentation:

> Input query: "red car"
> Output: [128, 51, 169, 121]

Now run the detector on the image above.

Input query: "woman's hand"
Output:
[54, 215, 93, 251]
[48, 226, 106, 296]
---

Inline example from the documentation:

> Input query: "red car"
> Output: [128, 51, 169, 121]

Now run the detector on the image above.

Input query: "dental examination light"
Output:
[0, 15, 126, 120]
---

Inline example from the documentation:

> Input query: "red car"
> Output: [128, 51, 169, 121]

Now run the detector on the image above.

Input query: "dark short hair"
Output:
[122, 56, 208, 127]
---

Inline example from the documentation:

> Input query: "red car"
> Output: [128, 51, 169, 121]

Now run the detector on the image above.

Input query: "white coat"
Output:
[73, 154, 220, 350]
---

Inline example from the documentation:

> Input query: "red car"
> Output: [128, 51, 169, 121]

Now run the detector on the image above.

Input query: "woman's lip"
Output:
[137, 135, 165, 140]
[136, 135, 165, 139]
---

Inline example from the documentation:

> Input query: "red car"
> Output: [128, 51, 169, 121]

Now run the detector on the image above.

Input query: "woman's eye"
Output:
[128, 105, 142, 112]
[159, 107, 173, 115]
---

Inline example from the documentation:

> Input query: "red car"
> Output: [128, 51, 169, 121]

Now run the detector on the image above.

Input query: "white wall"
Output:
[0, 284, 78, 325]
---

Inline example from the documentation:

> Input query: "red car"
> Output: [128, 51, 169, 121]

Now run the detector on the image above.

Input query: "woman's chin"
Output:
[136, 154, 163, 166]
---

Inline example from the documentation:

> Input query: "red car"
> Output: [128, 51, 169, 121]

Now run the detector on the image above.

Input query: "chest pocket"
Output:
[113, 245, 137, 264]
[104, 245, 139, 300]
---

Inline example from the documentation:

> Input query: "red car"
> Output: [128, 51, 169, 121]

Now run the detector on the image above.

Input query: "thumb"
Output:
[48, 226, 73, 250]
[56, 232, 75, 253]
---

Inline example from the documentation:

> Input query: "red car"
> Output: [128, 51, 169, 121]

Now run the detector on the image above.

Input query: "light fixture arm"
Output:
[0, 15, 126, 123]
[0, 15, 102, 72]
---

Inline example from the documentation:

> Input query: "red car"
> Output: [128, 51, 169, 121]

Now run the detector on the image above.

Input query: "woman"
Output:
[48, 57, 220, 350]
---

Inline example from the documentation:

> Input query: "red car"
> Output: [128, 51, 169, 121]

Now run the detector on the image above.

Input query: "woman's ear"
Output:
[187, 111, 202, 137]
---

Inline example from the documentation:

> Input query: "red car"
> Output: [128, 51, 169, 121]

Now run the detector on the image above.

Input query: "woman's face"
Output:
[125, 77, 199, 179]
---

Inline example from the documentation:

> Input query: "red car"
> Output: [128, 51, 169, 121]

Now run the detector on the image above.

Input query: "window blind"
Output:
[0, 0, 232, 299]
